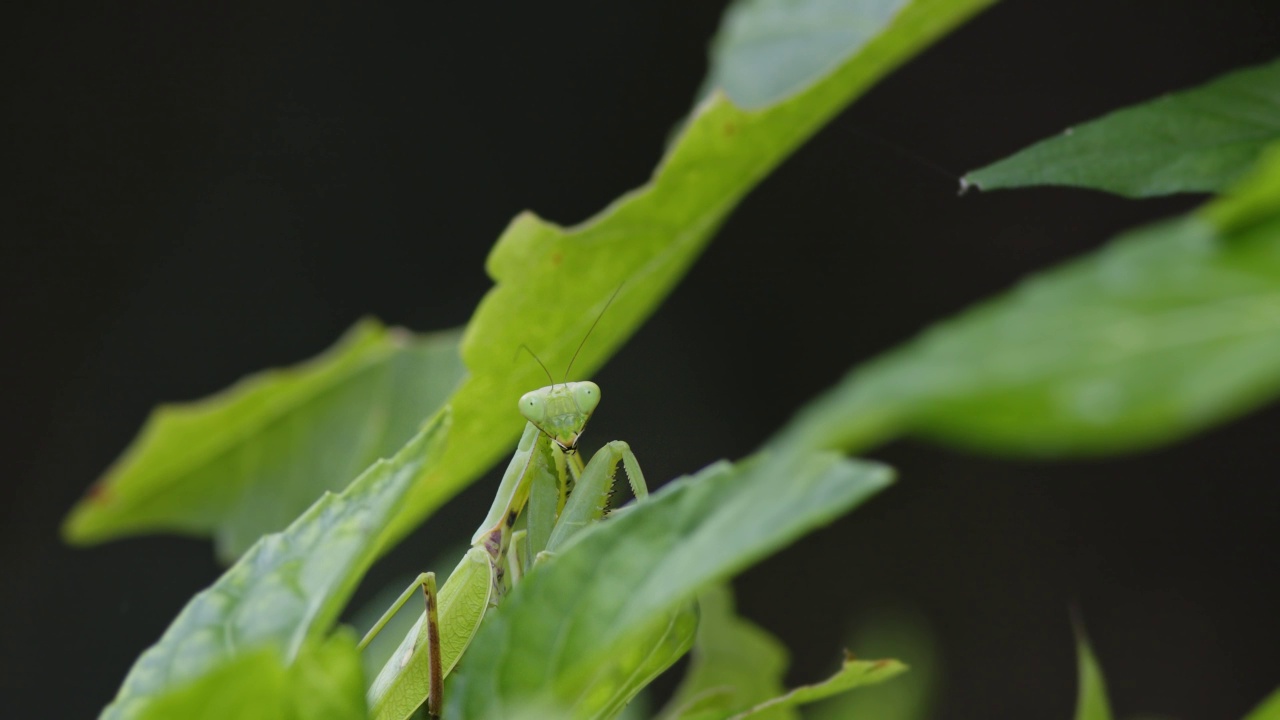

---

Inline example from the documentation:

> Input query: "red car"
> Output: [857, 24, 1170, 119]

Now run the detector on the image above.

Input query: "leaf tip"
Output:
[61, 495, 107, 545]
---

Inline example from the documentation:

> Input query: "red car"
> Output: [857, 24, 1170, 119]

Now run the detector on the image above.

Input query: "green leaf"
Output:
[1073, 629, 1114, 720]
[729, 653, 906, 719]
[658, 585, 793, 720]
[699, 0, 917, 109]
[378, 0, 995, 547]
[64, 0, 993, 557]
[775, 141, 1280, 458]
[63, 320, 464, 561]
[446, 453, 893, 718]
[100, 412, 449, 720]
[963, 58, 1280, 198]
[127, 632, 366, 720]
[1204, 142, 1280, 235]
[807, 607, 938, 720]
[659, 600, 912, 720]
[1243, 687, 1280, 720]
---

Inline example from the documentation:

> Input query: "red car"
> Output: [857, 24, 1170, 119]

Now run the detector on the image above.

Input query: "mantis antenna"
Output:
[563, 284, 623, 383]
[516, 344, 555, 385]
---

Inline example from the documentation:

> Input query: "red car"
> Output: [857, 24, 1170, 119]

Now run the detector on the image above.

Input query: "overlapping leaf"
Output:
[446, 453, 893, 718]
[64, 321, 463, 561]
[964, 58, 1280, 197]
[100, 412, 449, 719]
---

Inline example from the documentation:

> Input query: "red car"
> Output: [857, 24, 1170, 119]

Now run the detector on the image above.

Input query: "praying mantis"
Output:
[358, 325, 648, 719]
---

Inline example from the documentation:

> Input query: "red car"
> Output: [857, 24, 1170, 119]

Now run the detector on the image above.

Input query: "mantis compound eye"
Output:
[572, 381, 601, 414]
[518, 392, 547, 423]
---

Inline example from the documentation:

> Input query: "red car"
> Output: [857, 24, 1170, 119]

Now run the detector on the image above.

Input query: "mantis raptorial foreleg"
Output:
[360, 378, 652, 720]
[545, 440, 647, 554]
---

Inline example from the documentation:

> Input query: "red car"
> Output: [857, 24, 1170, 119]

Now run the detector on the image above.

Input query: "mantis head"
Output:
[518, 381, 600, 453]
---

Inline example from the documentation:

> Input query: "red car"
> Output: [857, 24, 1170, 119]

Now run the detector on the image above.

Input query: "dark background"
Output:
[3, 1, 1279, 718]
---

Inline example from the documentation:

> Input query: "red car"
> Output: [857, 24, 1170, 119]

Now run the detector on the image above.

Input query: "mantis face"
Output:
[518, 381, 600, 453]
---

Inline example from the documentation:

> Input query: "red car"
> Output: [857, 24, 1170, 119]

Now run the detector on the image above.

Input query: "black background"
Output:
[3, 1, 1279, 718]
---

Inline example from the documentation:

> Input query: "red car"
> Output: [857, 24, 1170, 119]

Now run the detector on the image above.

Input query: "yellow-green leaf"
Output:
[1243, 687, 1280, 720]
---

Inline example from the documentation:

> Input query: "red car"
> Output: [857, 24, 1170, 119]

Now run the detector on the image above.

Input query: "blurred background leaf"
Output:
[63, 321, 463, 561]
[1073, 627, 1114, 720]
[775, 140, 1280, 458]
[658, 584, 794, 720]
[699, 0, 913, 109]
[1243, 687, 1280, 720]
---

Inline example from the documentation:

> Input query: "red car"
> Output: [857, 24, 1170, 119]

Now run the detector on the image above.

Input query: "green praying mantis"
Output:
[357, 317, 649, 719]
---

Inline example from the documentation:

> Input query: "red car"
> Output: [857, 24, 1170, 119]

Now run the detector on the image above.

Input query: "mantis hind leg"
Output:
[420, 573, 443, 719]
[359, 572, 434, 651]
[357, 572, 444, 719]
